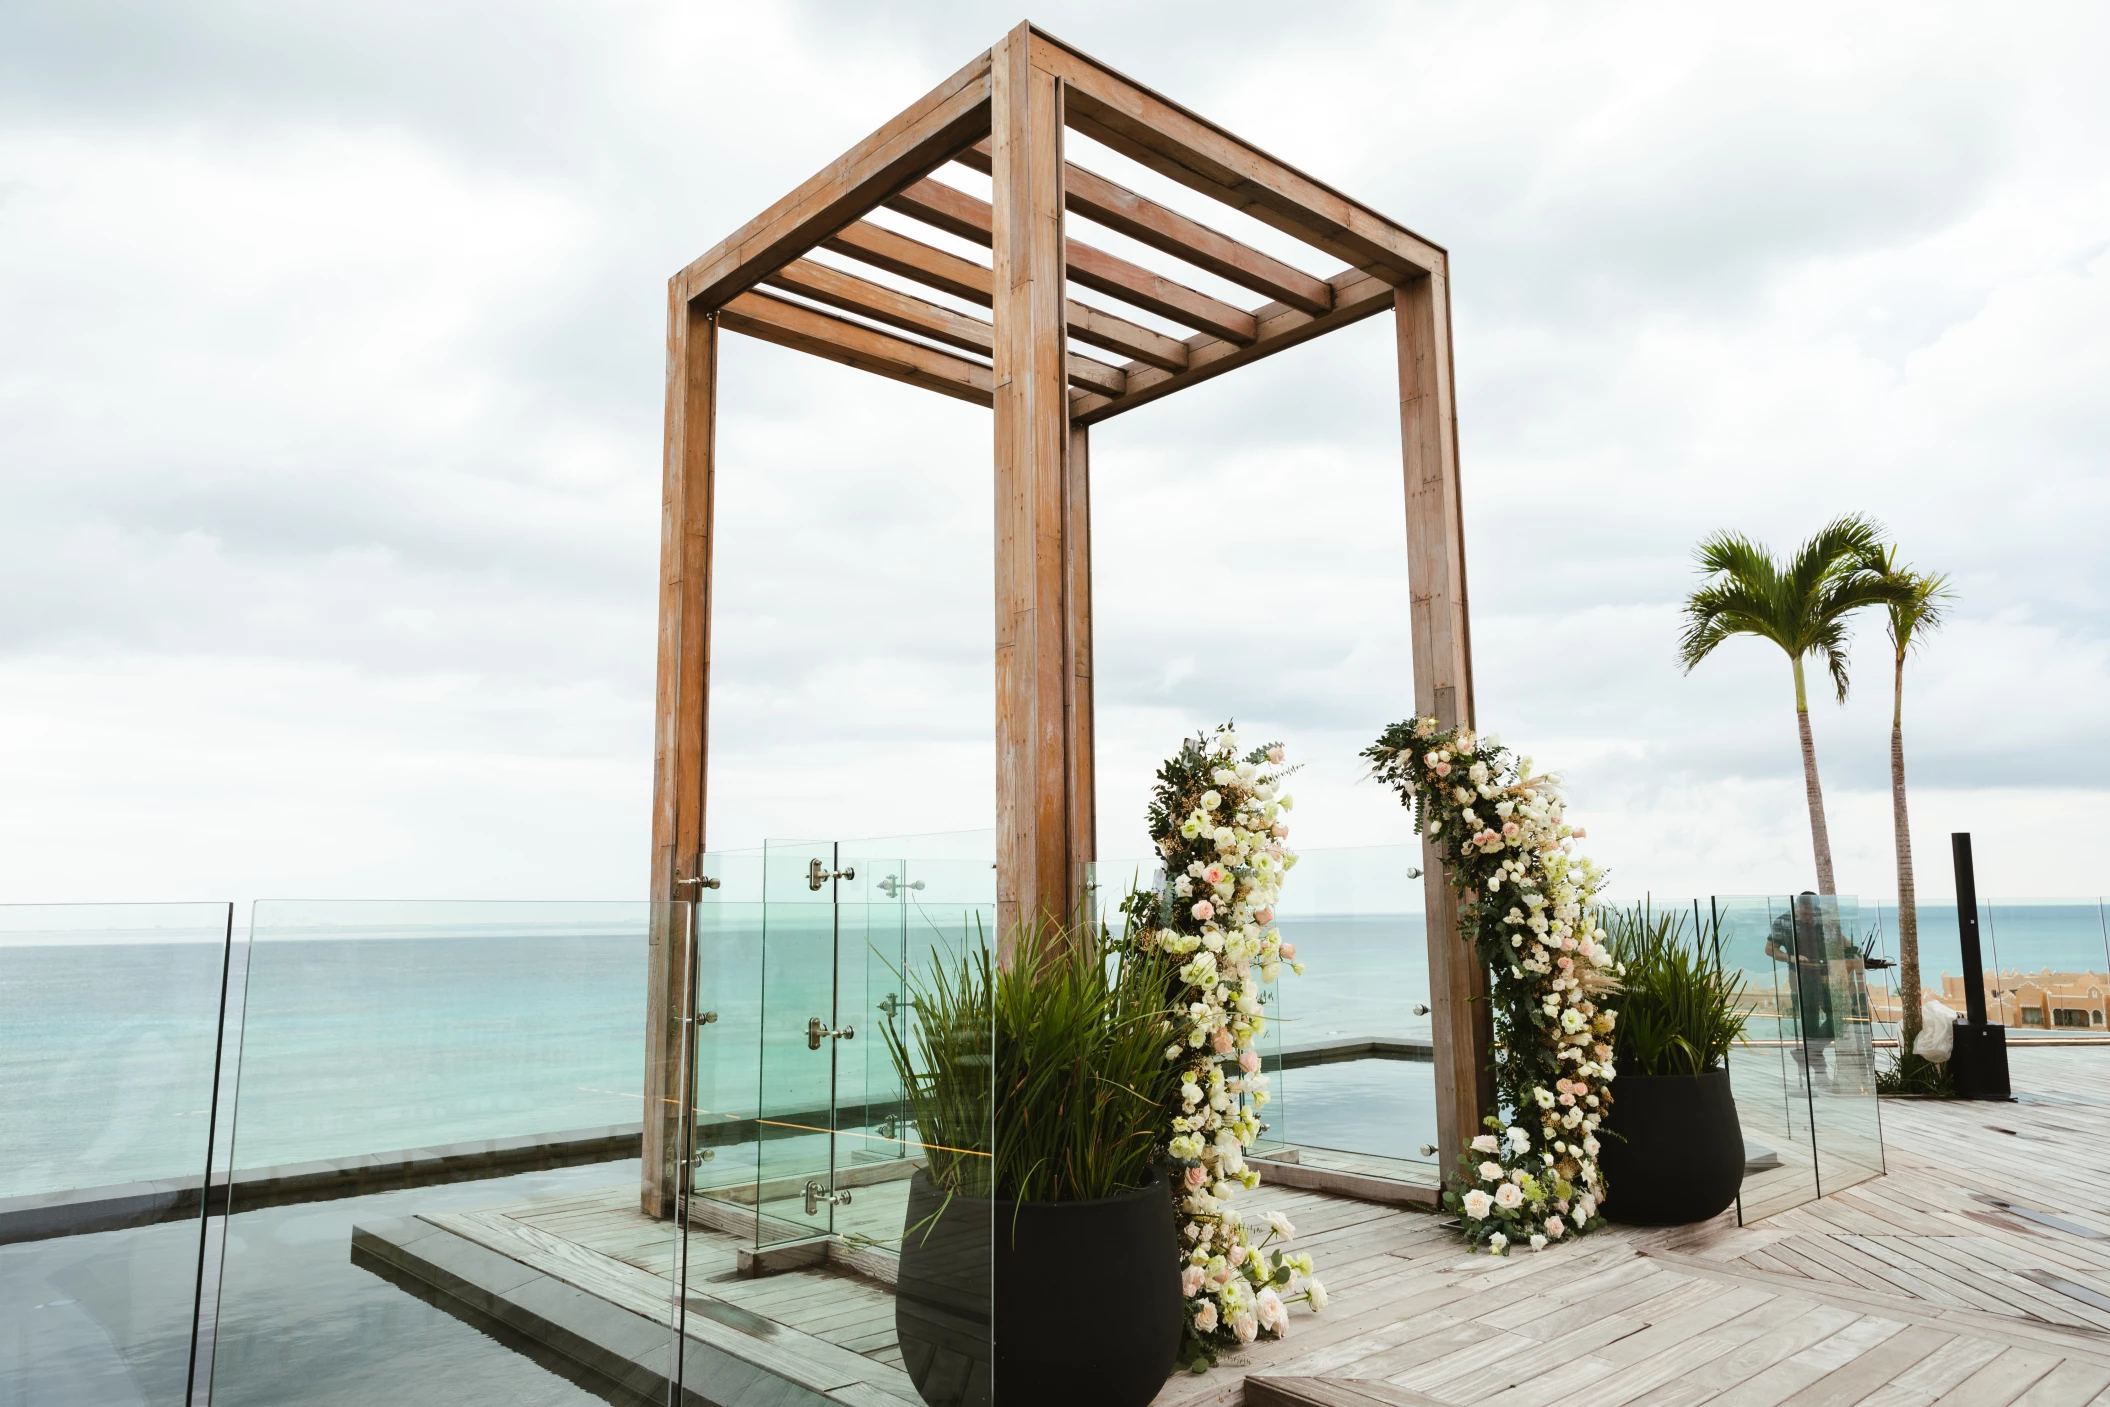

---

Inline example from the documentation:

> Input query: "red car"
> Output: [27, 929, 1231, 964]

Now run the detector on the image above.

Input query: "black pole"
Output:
[1951, 833, 1988, 1026]
[1947, 831, 2010, 1099]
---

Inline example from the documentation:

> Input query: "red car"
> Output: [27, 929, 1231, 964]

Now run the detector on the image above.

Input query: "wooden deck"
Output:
[391, 1046, 2110, 1407]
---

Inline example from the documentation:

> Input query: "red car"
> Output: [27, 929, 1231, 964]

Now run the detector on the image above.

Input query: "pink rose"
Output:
[1571, 828, 1587, 840]
[1203, 864, 1226, 885]
[1501, 821, 1519, 837]
[1254, 906, 1274, 926]
[1433, 760, 1451, 776]
[1228, 1244, 1247, 1266]
[1557, 956, 1573, 971]
[1267, 746, 1284, 763]
[1182, 1265, 1205, 1296]
[1194, 1301, 1218, 1333]
[1272, 822, 1289, 838]
[1192, 900, 1213, 921]
[1212, 1028, 1236, 1055]
[1545, 1216, 1565, 1238]
[1278, 942, 1296, 960]
[1185, 1166, 1206, 1189]
[1239, 1050, 1261, 1073]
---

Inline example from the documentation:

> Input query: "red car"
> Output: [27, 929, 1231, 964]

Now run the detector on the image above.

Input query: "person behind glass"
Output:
[1765, 892, 1837, 1088]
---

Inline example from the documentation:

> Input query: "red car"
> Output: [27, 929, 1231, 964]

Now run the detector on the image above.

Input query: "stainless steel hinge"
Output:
[807, 1016, 855, 1050]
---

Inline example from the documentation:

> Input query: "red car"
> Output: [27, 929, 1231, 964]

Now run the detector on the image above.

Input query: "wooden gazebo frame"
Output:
[644, 23, 1489, 1217]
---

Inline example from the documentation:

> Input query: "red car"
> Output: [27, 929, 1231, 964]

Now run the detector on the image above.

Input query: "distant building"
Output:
[1868, 969, 2109, 1030]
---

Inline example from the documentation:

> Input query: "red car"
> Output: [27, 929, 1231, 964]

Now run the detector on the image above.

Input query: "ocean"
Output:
[4, 894, 2103, 1202]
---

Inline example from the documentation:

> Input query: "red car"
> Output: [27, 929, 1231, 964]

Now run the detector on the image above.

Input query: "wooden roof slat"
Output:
[1067, 265, 1397, 425]
[718, 290, 993, 406]
[1024, 30, 1445, 281]
[957, 140, 1334, 317]
[762, 258, 1127, 398]
[820, 219, 1190, 373]
[676, 50, 994, 310]
[885, 176, 1258, 345]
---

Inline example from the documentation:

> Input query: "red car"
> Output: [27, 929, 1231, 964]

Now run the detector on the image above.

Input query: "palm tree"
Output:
[1678, 514, 1913, 894]
[1874, 547, 1953, 1053]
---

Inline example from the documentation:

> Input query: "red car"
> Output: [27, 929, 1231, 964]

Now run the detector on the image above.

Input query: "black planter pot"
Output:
[1599, 1068, 1744, 1226]
[895, 1167, 1182, 1407]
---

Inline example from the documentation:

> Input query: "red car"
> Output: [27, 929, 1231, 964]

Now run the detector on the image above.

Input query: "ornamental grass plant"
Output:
[1602, 904, 1748, 1076]
[880, 920, 1182, 1204]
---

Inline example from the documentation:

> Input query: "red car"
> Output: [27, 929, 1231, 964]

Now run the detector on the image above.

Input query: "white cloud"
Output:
[0, 0, 2105, 906]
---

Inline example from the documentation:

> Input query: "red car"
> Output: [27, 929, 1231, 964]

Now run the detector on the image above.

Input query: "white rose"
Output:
[1494, 1182, 1524, 1210]
[1529, 1234, 1547, 1251]
[1471, 1134, 1500, 1155]
[1306, 1278, 1327, 1311]
[1478, 1161, 1504, 1183]
[1461, 1188, 1494, 1219]
[1201, 790, 1222, 811]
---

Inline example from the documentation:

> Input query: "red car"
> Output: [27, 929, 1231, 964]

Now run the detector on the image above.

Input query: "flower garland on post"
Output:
[1362, 717, 1620, 1254]
[1121, 724, 1325, 1365]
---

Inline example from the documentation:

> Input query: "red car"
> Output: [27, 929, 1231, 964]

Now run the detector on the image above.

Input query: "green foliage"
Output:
[879, 919, 1182, 1204]
[1678, 513, 1915, 703]
[1602, 904, 1747, 1077]
[1877, 1049, 1954, 1098]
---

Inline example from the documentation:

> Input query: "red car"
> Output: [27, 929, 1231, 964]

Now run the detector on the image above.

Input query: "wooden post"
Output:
[990, 25, 1080, 955]
[643, 289, 717, 1219]
[1065, 421, 1097, 904]
[1394, 271, 1493, 1175]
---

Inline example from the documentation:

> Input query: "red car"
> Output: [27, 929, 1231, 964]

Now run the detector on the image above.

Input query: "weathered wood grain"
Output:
[1394, 271, 1490, 1173]
[956, 139, 1335, 315]
[990, 23, 1078, 951]
[677, 51, 993, 309]
[761, 257, 1126, 396]
[885, 174, 1260, 343]
[1023, 27, 1445, 279]
[719, 290, 995, 406]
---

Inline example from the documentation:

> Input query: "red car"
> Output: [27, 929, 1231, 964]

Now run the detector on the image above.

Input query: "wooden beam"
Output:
[762, 258, 1125, 397]
[676, 50, 993, 309]
[718, 289, 994, 406]
[1394, 271, 1489, 1177]
[886, 176, 1258, 343]
[1024, 29, 1445, 280]
[823, 219, 1189, 373]
[1068, 264, 1394, 424]
[991, 24, 1078, 949]
[644, 290, 715, 1219]
[959, 140, 1334, 316]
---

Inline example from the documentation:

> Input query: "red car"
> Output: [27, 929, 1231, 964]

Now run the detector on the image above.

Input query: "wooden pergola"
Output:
[643, 23, 1489, 1217]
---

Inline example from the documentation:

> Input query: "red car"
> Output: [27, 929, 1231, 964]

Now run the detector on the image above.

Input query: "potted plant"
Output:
[1598, 905, 1749, 1225]
[885, 922, 1184, 1407]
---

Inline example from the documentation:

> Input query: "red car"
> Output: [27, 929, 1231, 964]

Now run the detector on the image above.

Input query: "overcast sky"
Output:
[2, 0, 2105, 912]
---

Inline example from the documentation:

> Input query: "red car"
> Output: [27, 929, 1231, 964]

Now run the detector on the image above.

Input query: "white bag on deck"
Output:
[1916, 999, 1956, 1063]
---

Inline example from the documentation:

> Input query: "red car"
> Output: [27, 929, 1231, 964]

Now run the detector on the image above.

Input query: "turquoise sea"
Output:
[3, 896, 2104, 1202]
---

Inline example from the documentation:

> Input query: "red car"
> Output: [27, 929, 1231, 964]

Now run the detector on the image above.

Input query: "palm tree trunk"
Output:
[1892, 651, 1922, 1052]
[1792, 655, 1838, 895]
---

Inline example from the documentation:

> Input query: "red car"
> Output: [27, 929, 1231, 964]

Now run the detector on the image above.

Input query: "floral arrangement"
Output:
[1362, 717, 1620, 1254]
[1120, 723, 1325, 1364]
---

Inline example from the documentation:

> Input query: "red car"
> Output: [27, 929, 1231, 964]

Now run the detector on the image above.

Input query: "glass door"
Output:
[754, 839, 850, 1245]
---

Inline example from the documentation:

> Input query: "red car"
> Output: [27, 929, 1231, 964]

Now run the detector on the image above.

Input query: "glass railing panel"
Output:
[206, 900, 682, 1407]
[1, 902, 235, 1406]
[844, 829, 996, 909]
[1978, 898, 2108, 1035]
[1266, 845, 1438, 1181]
[690, 900, 765, 1214]
[1715, 895, 1821, 1223]
[752, 840, 842, 1246]
[1790, 896, 1884, 1197]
